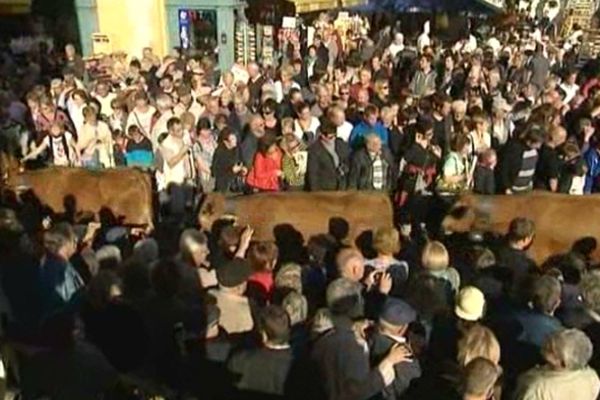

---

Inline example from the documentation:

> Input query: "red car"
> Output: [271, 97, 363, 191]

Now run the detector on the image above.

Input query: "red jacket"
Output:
[246, 150, 282, 191]
[248, 271, 274, 303]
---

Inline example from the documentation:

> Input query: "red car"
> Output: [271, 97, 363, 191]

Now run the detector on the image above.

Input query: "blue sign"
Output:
[178, 9, 190, 49]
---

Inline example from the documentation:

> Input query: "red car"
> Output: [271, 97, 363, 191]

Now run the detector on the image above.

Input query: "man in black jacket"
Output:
[309, 278, 412, 400]
[241, 115, 266, 168]
[348, 134, 397, 191]
[368, 298, 421, 400]
[228, 305, 295, 398]
[498, 127, 544, 194]
[307, 120, 350, 191]
[494, 217, 537, 299]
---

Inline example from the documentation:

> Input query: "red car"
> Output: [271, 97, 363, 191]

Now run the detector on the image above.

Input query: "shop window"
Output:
[178, 9, 218, 61]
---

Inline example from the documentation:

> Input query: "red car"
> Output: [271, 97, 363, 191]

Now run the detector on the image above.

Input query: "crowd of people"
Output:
[1, 6, 600, 400]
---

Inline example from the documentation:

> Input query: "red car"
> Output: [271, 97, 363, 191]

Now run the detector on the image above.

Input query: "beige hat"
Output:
[455, 286, 485, 321]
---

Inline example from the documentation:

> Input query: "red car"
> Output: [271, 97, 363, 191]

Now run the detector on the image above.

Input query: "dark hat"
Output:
[217, 258, 252, 288]
[380, 298, 416, 326]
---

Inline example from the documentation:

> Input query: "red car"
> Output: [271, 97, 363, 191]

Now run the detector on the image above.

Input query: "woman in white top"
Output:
[193, 117, 218, 192]
[365, 227, 410, 294]
[438, 134, 472, 193]
[126, 91, 156, 139]
[293, 101, 320, 143]
[274, 65, 301, 103]
[92, 81, 116, 118]
[78, 106, 114, 168]
[66, 89, 88, 138]
[468, 111, 492, 159]
[491, 99, 513, 147]
[151, 94, 175, 149]
[23, 121, 79, 167]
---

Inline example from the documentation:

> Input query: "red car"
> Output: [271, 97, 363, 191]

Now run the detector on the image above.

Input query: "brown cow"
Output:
[1, 154, 154, 228]
[199, 191, 394, 245]
[441, 192, 600, 264]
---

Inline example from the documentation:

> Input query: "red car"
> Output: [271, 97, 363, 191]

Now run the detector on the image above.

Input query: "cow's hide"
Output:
[442, 192, 600, 264]
[199, 191, 394, 248]
[2, 167, 154, 228]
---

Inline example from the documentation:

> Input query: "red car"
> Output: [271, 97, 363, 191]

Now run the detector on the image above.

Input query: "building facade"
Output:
[74, 0, 244, 70]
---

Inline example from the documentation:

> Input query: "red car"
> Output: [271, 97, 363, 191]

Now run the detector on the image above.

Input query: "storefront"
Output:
[164, 0, 245, 69]
[74, 0, 244, 71]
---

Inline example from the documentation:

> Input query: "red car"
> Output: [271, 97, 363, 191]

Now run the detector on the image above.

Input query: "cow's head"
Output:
[441, 196, 491, 235]
[198, 193, 228, 230]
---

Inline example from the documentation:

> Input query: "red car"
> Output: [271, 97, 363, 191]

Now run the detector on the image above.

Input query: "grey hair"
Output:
[96, 245, 122, 265]
[312, 308, 334, 334]
[326, 278, 363, 317]
[365, 133, 382, 145]
[544, 329, 593, 370]
[275, 263, 303, 293]
[133, 238, 159, 265]
[581, 270, 600, 314]
[282, 291, 308, 325]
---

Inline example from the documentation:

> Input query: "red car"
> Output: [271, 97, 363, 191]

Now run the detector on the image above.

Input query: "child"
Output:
[22, 121, 79, 167]
[125, 125, 154, 168]
[473, 148, 497, 194]
[112, 130, 127, 167]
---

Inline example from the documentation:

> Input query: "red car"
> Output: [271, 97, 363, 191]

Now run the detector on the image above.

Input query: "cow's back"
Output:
[212, 191, 393, 244]
[460, 192, 600, 263]
[13, 167, 154, 227]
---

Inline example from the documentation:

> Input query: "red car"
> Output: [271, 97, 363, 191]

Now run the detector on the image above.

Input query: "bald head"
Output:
[336, 248, 365, 282]
[549, 126, 567, 147]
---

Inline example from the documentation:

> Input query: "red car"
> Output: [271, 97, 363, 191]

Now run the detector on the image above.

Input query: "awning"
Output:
[379, 0, 504, 13]
[292, 0, 368, 13]
[0, 0, 31, 14]
[471, 0, 504, 13]
[340, 0, 369, 7]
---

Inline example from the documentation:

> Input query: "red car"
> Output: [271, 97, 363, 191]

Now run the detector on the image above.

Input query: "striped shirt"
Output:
[513, 148, 538, 192]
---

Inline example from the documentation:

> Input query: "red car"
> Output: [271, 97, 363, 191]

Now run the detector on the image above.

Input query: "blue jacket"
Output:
[349, 122, 389, 150]
[585, 148, 600, 193]
[126, 149, 154, 168]
[515, 309, 563, 349]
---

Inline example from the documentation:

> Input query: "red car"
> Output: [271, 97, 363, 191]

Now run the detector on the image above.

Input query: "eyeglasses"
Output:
[340, 91, 350, 96]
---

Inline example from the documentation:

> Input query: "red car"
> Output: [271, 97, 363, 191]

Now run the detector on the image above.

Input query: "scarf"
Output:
[321, 138, 339, 168]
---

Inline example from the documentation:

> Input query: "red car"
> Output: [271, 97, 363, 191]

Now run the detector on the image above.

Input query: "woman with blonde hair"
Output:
[468, 109, 491, 158]
[451, 100, 469, 136]
[438, 134, 472, 194]
[280, 118, 308, 191]
[422, 240, 460, 294]
[366, 227, 410, 294]
[274, 64, 301, 103]
[457, 324, 501, 366]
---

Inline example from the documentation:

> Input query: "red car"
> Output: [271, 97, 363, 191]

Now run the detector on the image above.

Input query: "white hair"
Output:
[155, 94, 173, 111]
[96, 245, 122, 265]
[544, 329, 593, 370]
